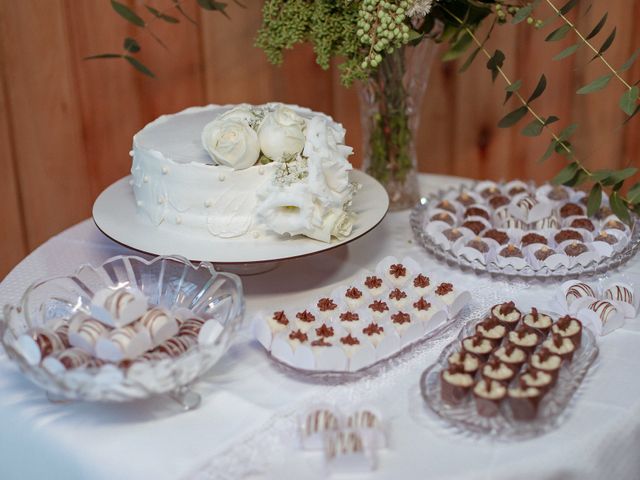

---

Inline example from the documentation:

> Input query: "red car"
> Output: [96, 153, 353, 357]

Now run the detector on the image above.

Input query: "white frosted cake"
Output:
[131, 103, 358, 242]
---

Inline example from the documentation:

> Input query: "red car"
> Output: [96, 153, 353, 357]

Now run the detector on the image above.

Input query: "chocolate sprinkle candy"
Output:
[489, 195, 510, 209]
[436, 200, 457, 214]
[464, 207, 490, 220]
[521, 232, 547, 247]
[564, 242, 588, 257]
[554, 229, 583, 244]
[466, 238, 489, 253]
[443, 228, 463, 242]
[534, 247, 555, 261]
[559, 202, 584, 218]
[461, 220, 486, 235]
[362, 323, 384, 335]
[483, 229, 509, 245]
[570, 217, 595, 232]
[499, 245, 523, 258]
[594, 232, 617, 245]
[430, 212, 455, 225]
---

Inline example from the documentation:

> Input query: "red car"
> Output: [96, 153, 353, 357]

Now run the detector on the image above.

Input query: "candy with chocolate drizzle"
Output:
[413, 274, 430, 288]
[296, 310, 316, 323]
[345, 287, 362, 299]
[435, 283, 453, 296]
[339, 312, 359, 322]
[368, 300, 389, 313]
[289, 330, 308, 343]
[364, 276, 382, 289]
[389, 264, 407, 278]
[362, 323, 384, 335]
[413, 298, 431, 311]
[317, 298, 337, 312]
[340, 334, 360, 346]
[389, 288, 407, 300]
[272, 311, 289, 326]
[391, 312, 411, 324]
[315, 324, 335, 338]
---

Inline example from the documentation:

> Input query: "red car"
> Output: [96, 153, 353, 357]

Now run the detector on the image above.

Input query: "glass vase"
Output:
[358, 39, 438, 210]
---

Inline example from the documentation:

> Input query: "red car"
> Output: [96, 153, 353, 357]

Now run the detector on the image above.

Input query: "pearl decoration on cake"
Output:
[128, 179, 134, 186]
[252, 231, 260, 239]
[176, 215, 182, 225]
[136, 200, 143, 207]
[161, 166, 169, 175]
[143, 175, 149, 183]
[204, 199, 212, 208]
[157, 196, 165, 205]
[218, 173, 226, 182]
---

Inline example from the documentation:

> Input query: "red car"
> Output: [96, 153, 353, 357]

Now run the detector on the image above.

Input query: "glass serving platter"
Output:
[419, 308, 599, 440]
[0, 255, 245, 409]
[410, 185, 640, 280]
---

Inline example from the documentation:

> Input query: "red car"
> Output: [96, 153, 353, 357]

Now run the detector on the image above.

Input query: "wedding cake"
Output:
[131, 103, 358, 242]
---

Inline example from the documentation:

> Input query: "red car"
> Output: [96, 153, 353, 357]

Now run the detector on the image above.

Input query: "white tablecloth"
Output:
[1, 174, 640, 480]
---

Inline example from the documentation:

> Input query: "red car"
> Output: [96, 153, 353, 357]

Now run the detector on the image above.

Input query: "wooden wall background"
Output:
[1, 0, 639, 278]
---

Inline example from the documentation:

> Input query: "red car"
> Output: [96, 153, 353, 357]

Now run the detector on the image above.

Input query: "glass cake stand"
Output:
[92, 170, 389, 275]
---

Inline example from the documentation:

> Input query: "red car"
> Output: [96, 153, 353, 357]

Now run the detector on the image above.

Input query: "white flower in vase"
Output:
[201, 119, 260, 170]
[258, 105, 307, 161]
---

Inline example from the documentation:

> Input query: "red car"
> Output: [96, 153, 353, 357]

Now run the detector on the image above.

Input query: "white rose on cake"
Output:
[201, 118, 260, 170]
[258, 105, 307, 161]
[217, 104, 257, 125]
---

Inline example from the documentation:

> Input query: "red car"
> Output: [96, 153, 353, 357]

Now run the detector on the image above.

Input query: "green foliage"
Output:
[576, 74, 613, 94]
[111, 0, 145, 27]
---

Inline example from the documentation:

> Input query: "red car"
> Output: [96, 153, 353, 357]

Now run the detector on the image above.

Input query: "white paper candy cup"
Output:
[199, 319, 224, 345]
[348, 340, 377, 372]
[577, 300, 625, 336]
[91, 287, 147, 328]
[324, 429, 378, 475]
[299, 405, 342, 450]
[447, 290, 472, 318]
[270, 335, 296, 367]
[313, 344, 348, 371]
[602, 282, 637, 318]
[374, 327, 401, 361]
[560, 280, 598, 309]
[252, 313, 273, 350]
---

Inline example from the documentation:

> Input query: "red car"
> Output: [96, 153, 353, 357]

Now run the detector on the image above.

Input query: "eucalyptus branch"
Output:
[544, 0, 632, 91]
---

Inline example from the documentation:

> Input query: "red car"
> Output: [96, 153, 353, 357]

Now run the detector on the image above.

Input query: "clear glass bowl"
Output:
[410, 188, 640, 280]
[0, 255, 244, 409]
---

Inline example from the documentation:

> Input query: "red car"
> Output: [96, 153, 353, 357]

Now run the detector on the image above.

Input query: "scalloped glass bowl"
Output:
[410, 189, 640, 280]
[0, 255, 244, 407]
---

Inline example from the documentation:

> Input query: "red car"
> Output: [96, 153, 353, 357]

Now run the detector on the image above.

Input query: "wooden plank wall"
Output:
[0, 0, 638, 278]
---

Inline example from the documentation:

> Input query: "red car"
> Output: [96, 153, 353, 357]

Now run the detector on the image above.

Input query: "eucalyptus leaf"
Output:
[623, 104, 640, 124]
[553, 43, 580, 61]
[145, 5, 179, 23]
[558, 123, 578, 141]
[443, 32, 473, 62]
[585, 12, 607, 40]
[123, 37, 140, 53]
[591, 169, 613, 182]
[576, 74, 613, 94]
[565, 169, 589, 187]
[586, 183, 602, 216]
[593, 27, 616, 60]
[538, 139, 557, 163]
[546, 24, 572, 42]
[551, 162, 579, 185]
[528, 74, 547, 103]
[608, 167, 638, 185]
[627, 182, 640, 204]
[504, 79, 522, 104]
[124, 55, 155, 78]
[197, 0, 229, 18]
[486, 49, 505, 82]
[174, 1, 197, 25]
[619, 48, 640, 73]
[84, 53, 122, 60]
[498, 106, 528, 128]
[111, 0, 145, 27]
[559, 0, 579, 15]
[522, 119, 544, 137]
[459, 47, 481, 73]
[554, 140, 573, 156]
[610, 191, 630, 224]
[512, 3, 535, 24]
[620, 87, 640, 116]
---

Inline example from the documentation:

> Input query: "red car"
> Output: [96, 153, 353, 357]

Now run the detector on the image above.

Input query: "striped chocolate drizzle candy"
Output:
[104, 289, 136, 318]
[178, 317, 206, 338]
[326, 431, 365, 459]
[305, 409, 339, 436]
[346, 410, 378, 429]
[108, 326, 138, 350]
[604, 285, 633, 304]
[139, 307, 171, 338]
[78, 319, 109, 345]
[154, 335, 195, 357]
[588, 300, 617, 323]
[565, 283, 595, 304]
[53, 348, 93, 370]
[32, 328, 66, 357]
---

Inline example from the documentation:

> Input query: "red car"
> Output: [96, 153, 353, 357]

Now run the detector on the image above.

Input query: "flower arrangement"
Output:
[89, 0, 640, 218]
[201, 103, 358, 242]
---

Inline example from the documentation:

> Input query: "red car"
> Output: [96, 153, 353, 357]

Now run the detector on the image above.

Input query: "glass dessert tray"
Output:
[410, 182, 640, 280]
[419, 303, 599, 440]
[92, 170, 388, 269]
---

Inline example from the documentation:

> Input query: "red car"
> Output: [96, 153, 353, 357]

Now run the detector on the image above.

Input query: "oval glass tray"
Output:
[419, 310, 599, 440]
[410, 187, 640, 280]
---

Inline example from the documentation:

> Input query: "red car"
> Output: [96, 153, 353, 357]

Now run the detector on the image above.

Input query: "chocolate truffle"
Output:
[430, 212, 455, 226]
[559, 202, 585, 218]
[521, 233, 548, 247]
[440, 364, 474, 406]
[466, 237, 490, 253]
[483, 229, 509, 245]
[564, 242, 588, 257]
[547, 186, 570, 201]
[456, 192, 476, 206]
[508, 185, 528, 196]
[436, 200, 457, 214]
[534, 246, 555, 261]
[570, 217, 595, 232]
[464, 206, 490, 220]
[596, 206, 614, 220]
[443, 228, 463, 242]
[594, 231, 618, 245]
[604, 219, 626, 231]
[473, 379, 507, 417]
[499, 244, 524, 258]
[461, 220, 487, 235]
[554, 229, 583, 244]
[480, 186, 501, 199]
[489, 195, 510, 209]
[551, 315, 582, 348]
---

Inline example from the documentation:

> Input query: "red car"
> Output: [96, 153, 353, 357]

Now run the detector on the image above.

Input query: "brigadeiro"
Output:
[461, 332, 494, 362]
[480, 186, 501, 199]
[551, 315, 582, 348]
[554, 229, 583, 244]
[564, 241, 588, 257]
[466, 237, 490, 253]
[508, 379, 543, 421]
[547, 186, 570, 201]
[521, 232, 547, 247]
[483, 229, 509, 245]
[594, 231, 618, 245]
[456, 192, 476, 206]
[529, 348, 562, 385]
[489, 195, 510, 209]
[464, 206, 490, 220]
[473, 379, 506, 417]
[430, 212, 455, 226]
[499, 244, 524, 259]
[534, 246, 555, 261]
[475, 317, 507, 346]
[569, 217, 595, 232]
[461, 220, 487, 235]
[481, 357, 516, 385]
[440, 364, 474, 406]
[559, 202, 585, 218]
[604, 219, 626, 231]
[443, 228, 464, 242]
[490, 301, 521, 330]
[436, 200, 457, 214]
[447, 350, 480, 375]
[595, 206, 614, 220]
[522, 308, 553, 335]
[506, 327, 542, 354]
[519, 368, 554, 395]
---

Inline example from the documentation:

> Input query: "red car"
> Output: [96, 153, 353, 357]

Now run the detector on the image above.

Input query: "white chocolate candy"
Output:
[139, 307, 179, 346]
[324, 430, 376, 474]
[68, 318, 109, 354]
[91, 287, 147, 328]
[564, 281, 596, 306]
[604, 284, 633, 305]
[95, 325, 152, 361]
[42, 348, 96, 374]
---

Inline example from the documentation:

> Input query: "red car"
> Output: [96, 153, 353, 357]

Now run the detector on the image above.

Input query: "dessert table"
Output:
[1, 174, 640, 480]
